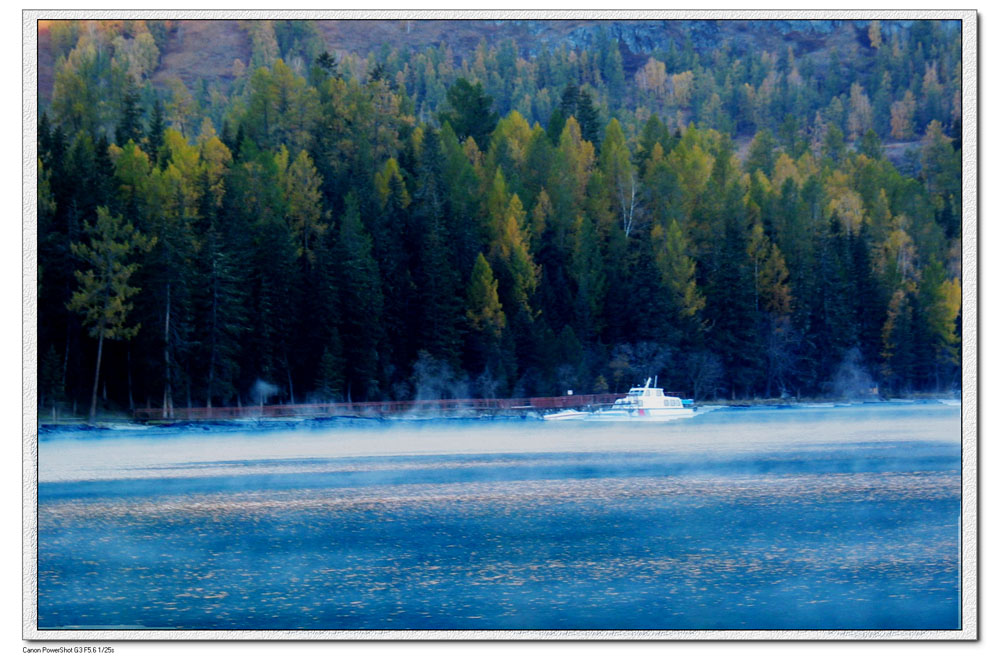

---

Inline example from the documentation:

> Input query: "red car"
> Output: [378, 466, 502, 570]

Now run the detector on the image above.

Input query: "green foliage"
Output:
[466, 253, 505, 339]
[68, 207, 155, 341]
[438, 78, 499, 150]
[67, 206, 155, 419]
[314, 342, 345, 402]
[38, 20, 964, 410]
[334, 194, 385, 400]
[559, 84, 601, 146]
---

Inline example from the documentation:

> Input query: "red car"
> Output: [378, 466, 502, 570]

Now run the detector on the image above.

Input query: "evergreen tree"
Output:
[136, 130, 204, 415]
[409, 128, 466, 368]
[859, 128, 884, 160]
[372, 160, 417, 372]
[146, 97, 166, 163]
[67, 207, 155, 420]
[546, 107, 567, 146]
[465, 253, 506, 380]
[313, 342, 345, 402]
[559, 84, 601, 146]
[192, 133, 247, 407]
[115, 76, 144, 147]
[745, 128, 778, 177]
[881, 284, 919, 393]
[568, 214, 605, 342]
[700, 138, 761, 397]
[916, 258, 961, 389]
[39, 344, 66, 420]
[651, 218, 705, 337]
[334, 194, 385, 400]
[848, 224, 886, 373]
[36, 20, 964, 410]
[438, 78, 499, 150]
[281, 148, 329, 264]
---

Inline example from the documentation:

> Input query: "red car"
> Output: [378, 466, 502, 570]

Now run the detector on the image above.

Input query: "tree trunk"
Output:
[162, 282, 173, 419]
[206, 265, 218, 408]
[127, 346, 134, 411]
[88, 330, 105, 423]
[62, 332, 70, 403]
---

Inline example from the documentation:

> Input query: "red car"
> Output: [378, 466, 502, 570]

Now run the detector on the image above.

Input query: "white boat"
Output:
[544, 378, 696, 421]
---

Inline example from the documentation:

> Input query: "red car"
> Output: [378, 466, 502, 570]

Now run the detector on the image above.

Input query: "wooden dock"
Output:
[133, 393, 627, 422]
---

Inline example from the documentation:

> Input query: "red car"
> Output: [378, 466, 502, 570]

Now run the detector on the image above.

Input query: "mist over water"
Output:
[38, 403, 961, 630]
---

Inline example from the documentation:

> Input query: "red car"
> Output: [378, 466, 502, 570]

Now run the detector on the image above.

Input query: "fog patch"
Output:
[831, 348, 877, 401]
[411, 352, 469, 401]
[251, 379, 280, 407]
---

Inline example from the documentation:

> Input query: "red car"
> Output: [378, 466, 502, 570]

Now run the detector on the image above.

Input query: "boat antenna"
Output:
[654, 375, 658, 388]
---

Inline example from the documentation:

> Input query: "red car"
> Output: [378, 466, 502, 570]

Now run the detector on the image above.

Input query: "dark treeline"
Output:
[37, 19, 961, 418]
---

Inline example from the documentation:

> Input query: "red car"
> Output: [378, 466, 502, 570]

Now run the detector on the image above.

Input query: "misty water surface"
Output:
[37, 403, 961, 630]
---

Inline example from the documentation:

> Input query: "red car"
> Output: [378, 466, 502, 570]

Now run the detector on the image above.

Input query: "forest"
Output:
[35, 19, 963, 419]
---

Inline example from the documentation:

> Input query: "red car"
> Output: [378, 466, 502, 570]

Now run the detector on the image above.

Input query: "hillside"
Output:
[150, 20, 251, 90]
[37, 18, 873, 103]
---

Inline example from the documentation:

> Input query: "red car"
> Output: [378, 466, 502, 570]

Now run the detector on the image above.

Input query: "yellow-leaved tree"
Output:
[68, 207, 155, 421]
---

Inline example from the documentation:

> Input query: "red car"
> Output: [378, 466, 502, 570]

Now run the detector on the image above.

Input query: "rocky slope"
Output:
[37, 18, 880, 101]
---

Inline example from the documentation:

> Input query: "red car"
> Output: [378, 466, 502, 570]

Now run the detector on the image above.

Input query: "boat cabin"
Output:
[621, 386, 685, 409]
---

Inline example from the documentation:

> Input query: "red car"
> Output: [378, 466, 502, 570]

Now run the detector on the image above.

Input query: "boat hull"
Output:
[544, 407, 696, 421]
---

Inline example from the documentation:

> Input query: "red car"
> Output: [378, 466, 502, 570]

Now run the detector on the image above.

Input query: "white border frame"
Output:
[22, 8, 978, 641]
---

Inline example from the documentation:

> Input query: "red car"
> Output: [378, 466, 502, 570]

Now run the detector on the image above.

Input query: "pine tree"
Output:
[489, 194, 538, 316]
[135, 130, 205, 415]
[546, 107, 567, 146]
[372, 160, 417, 372]
[115, 76, 144, 147]
[192, 143, 248, 408]
[559, 84, 601, 147]
[439, 123, 484, 275]
[700, 139, 761, 397]
[35, 20, 966, 410]
[569, 214, 605, 341]
[39, 344, 66, 420]
[334, 194, 385, 400]
[651, 218, 705, 335]
[410, 128, 466, 368]
[281, 148, 329, 265]
[745, 129, 778, 177]
[881, 285, 919, 394]
[197, 219, 247, 407]
[67, 207, 155, 420]
[146, 97, 166, 164]
[438, 78, 499, 150]
[859, 129, 884, 160]
[465, 253, 506, 379]
[916, 258, 961, 389]
[313, 342, 345, 402]
[848, 225, 886, 373]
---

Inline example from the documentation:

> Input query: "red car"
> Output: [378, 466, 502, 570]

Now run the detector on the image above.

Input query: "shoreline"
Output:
[35, 395, 961, 432]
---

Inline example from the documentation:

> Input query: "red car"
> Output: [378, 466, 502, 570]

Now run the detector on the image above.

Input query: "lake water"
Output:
[36, 403, 962, 630]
